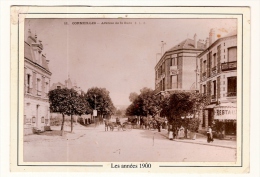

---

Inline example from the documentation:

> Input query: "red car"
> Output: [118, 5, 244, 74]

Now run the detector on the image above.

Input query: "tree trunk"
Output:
[61, 113, 65, 136]
[71, 114, 73, 133]
[184, 127, 188, 139]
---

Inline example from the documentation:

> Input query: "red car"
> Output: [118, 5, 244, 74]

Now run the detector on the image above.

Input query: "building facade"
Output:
[24, 29, 52, 135]
[155, 34, 206, 95]
[198, 31, 237, 135]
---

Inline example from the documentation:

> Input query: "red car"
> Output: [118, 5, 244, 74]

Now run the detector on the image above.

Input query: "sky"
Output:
[24, 18, 237, 106]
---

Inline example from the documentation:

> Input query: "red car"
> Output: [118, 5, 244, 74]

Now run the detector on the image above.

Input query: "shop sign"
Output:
[214, 107, 237, 120]
[93, 110, 97, 116]
[170, 66, 178, 75]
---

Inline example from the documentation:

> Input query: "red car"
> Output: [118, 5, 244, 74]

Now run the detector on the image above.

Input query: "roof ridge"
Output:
[183, 38, 189, 47]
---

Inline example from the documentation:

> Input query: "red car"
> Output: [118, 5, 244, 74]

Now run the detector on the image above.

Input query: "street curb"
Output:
[159, 132, 236, 149]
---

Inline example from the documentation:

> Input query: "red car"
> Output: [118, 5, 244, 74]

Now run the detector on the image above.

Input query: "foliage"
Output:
[48, 88, 92, 134]
[125, 87, 161, 117]
[129, 92, 138, 102]
[212, 120, 225, 134]
[49, 88, 74, 116]
[160, 91, 207, 124]
[84, 87, 116, 117]
[187, 118, 201, 132]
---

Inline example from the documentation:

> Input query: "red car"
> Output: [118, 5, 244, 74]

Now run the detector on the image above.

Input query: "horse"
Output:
[104, 119, 118, 131]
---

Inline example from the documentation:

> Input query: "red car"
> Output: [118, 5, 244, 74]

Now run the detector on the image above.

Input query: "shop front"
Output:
[213, 102, 237, 136]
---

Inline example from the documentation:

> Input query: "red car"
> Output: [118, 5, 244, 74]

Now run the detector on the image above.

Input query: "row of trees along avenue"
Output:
[48, 87, 115, 136]
[126, 88, 208, 138]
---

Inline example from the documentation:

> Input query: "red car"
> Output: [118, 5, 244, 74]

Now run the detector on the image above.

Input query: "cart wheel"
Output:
[122, 125, 126, 131]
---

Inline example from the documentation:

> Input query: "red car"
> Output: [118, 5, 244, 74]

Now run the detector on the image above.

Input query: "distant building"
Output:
[50, 77, 82, 94]
[50, 78, 85, 123]
[24, 29, 52, 135]
[155, 34, 206, 95]
[198, 29, 237, 135]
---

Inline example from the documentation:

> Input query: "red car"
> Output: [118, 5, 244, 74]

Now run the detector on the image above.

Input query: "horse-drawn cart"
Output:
[105, 119, 132, 131]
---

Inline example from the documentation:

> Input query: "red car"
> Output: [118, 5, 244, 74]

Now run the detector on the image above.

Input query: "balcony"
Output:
[211, 66, 217, 76]
[225, 92, 237, 97]
[37, 90, 41, 96]
[211, 95, 216, 102]
[221, 61, 237, 71]
[201, 72, 207, 81]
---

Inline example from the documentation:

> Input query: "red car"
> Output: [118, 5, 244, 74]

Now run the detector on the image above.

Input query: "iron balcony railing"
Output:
[37, 90, 41, 96]
[225, 92, 237, 97]
[221, 61, 237, 71]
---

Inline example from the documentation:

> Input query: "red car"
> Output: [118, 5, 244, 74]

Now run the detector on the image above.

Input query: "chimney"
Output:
[209, 28, 215, 45]
[28, 29, 32, 37]
[194, 33, 197, 48]
[35, 33, 38, 43]
[205, 37, 209, 48]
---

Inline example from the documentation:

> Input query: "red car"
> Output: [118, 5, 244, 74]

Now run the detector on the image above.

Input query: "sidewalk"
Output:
[158, 129, 237, 149]
[23, 123, 91, 143]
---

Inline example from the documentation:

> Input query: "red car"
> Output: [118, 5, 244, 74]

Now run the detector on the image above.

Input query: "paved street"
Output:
[24, 121, 236, 162]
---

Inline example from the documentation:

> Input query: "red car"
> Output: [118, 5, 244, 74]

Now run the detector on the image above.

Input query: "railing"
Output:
[212, 66, 216, 71]
[225, 92, 237, 97]
[37, 90, 41, 96]
[221, 61, 237, 71]
[211, 95, 216, 102]
[201, 72, 207, 81]
[211, 66, 217, 76]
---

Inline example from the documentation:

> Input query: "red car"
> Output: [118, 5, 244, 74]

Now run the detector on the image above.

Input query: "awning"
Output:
[214, 103, 237, 120]
[205, 104, 216, 109]
[214, 102, 237, 108]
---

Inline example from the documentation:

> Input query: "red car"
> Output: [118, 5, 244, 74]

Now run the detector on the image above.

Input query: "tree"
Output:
[160, 91, 207, 137]
[125, 87, 161, 117]
[70, 93, 91, 132]
[48, 88, 73, 136]
[49, 88, 91, 135]
[84, 87, 115, 119]
[129, 92, 138, 102]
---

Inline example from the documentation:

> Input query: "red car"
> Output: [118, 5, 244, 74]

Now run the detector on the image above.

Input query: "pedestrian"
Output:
[207, 126, 213, 143]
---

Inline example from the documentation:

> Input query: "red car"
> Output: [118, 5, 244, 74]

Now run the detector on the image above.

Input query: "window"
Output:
[37, 78, 41, 95]
[203, 85, 206, 94]
[228, 47, 237, 62]
[212, 80, 216, 99]
[26, 74, 31, 93]
[32, 117, 36, 123]
[227, 77, 237, 97]
[202, 60, 206, 74]
[172, 58, 177, 66]
[41, 116, 45, 123]
[45, 82, 49, 93]
[171, 75, 177, 89]
[162, 62, 165, 74]
[213, 53, 217, 67]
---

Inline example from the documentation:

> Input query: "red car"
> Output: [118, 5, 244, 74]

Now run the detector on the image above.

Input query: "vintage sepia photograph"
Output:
[23, 18, 238, 162]
[9, 6, 250, 173]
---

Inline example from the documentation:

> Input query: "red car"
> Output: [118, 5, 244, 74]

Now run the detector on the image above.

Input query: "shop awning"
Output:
[214, 103, 237, 120]
[214, 102, 237, 108]
[205, 104, 216, 109]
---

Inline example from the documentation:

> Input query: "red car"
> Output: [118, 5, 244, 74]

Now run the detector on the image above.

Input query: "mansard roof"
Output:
[167, 38, 206, 52]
